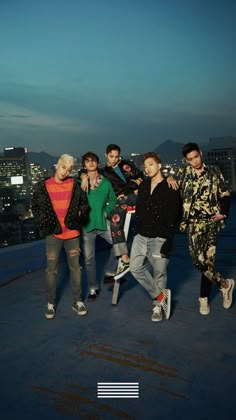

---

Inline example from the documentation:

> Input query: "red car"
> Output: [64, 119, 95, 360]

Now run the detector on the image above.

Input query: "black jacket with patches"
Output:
[102, 159, 144, 196]
[32, 178, 90, 237]
[79, 159, 144, 197]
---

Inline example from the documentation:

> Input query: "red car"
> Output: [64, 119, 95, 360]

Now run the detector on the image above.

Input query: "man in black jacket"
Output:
[130, 152, 181, 322]
[32, 154, 90, 320]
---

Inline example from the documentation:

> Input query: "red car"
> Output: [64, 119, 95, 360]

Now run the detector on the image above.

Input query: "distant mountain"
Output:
[8, 139, 212, 169]
[153, 139, 184, 164]
[28, 142, 185, 168]
[28, 151, 85, 169]
[28, 151, 59, 168]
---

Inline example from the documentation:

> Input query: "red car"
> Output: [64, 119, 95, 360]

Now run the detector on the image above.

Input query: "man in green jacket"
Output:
[81, 152, 117, 301]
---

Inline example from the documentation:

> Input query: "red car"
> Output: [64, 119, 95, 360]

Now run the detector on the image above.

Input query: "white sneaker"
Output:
[221, 279, 235, 309]
[45, 303, 55, 319]
[151, 303, 163, 322]
[198, 297, 210, 315]
[72, 301, 87, 316]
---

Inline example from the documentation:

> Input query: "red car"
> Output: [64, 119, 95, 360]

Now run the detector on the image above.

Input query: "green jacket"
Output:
[81, 176, 117, 232]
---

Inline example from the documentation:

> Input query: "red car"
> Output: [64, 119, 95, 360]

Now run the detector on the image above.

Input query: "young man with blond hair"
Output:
[32, 154, 90, 319]
[130, 152, 181, 322]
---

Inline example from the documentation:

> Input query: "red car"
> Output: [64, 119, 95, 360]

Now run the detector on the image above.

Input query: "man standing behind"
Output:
[168, 142, 234, 315]
[130, 152, 181, 322]
[32, 154, 90, 320]
[80, 152, 117, 301]
[81, 144, 143, 280]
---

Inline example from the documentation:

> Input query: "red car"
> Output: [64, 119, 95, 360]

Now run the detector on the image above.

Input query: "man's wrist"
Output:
[81, 173, 88, 179]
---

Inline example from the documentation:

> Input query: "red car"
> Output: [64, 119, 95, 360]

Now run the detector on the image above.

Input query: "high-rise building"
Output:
[0, 187, 15, 214]
[205, 147, 236, 192]
[29, 162, 44, 184]
[0, 147, 31, 185]
[130, 153, 143, 170]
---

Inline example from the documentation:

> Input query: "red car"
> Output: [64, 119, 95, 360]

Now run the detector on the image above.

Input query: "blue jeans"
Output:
[45, 235, 81, 304]
[130, 234, 169, 299]
[82, 220, 117, 290]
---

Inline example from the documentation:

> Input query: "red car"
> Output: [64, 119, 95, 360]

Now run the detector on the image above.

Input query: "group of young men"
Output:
[32, 142, 235, 322]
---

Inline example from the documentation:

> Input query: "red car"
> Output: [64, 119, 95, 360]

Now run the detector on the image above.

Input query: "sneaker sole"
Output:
[114, 267, 130, 280]
[151, 315, 163, 322]
[72, 306, 87, 316]
[223, 279, 235, 309]
[45, 313, 55, 320]
[199, 309, 210, 315]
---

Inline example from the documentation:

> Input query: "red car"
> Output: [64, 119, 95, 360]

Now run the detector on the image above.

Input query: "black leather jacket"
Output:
[32, 178, 90, 237]
[102, 159, 144, 196]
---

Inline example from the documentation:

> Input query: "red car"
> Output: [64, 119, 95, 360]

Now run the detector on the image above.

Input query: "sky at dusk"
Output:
[0, 0, 235, 159]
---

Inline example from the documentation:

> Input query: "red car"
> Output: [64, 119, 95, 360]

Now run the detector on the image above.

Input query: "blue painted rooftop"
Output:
[1, 195, 236, 420]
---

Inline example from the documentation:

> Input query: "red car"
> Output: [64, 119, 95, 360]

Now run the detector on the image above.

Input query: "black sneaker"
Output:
[104, 276, 127, 286]
[88, 289, 99, 301]
[114, 260, 130, 280]
[103, 276, 115, 285]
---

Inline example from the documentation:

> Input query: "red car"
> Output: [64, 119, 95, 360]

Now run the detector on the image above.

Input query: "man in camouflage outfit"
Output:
[169, 142, 234, 315]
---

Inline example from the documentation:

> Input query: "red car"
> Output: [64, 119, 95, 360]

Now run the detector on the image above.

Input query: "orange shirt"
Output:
[46, 177, 79, 240]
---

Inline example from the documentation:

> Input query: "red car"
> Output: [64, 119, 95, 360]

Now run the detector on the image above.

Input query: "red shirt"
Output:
[46, 177, 79, 239]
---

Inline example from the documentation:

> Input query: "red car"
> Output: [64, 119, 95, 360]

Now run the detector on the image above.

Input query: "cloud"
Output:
[0, 79, 235, 159]
[0, 99, 100, 134]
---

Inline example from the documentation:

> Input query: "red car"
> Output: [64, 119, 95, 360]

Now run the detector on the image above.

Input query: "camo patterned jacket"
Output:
[174, 163, 230, 232]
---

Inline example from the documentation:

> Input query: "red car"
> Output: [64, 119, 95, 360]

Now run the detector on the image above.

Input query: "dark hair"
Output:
[142, 152, 161, 164]
[106, 144, 121, 154]
[182, 142, 200, 157]
[81, 152, 99, 166]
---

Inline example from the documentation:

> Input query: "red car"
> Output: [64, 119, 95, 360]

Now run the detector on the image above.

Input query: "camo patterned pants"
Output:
[187, 218, 224, 289]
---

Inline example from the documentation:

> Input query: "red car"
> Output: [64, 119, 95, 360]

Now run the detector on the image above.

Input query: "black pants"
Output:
[200, 274, 212, 298]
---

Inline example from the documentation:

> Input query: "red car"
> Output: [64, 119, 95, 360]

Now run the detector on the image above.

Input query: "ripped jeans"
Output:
[45, 235, 82, 305]
[130, 234, 169, 300]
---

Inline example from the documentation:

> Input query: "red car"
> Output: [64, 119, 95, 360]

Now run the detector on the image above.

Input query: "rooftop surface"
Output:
[1, 196, 236, 420]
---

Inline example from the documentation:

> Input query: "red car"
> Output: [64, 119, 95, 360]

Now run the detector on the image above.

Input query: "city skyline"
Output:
[1, 0, 236, 158]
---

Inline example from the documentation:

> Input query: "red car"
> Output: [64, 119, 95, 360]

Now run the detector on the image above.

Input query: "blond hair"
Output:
[57, 154, 76, 168]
